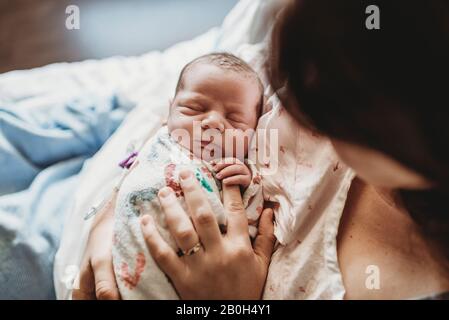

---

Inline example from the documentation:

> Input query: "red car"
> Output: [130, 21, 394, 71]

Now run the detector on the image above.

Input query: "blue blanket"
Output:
[0, 94, 130, 299]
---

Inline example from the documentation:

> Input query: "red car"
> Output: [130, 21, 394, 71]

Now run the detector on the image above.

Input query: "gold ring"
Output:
[181, 242, 202, 256]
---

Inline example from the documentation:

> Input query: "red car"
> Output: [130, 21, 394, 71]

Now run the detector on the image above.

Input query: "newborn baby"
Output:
[112, 53, 265, 299]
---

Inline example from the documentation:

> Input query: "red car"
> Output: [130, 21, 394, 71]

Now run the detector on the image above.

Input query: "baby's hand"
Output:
[212, 158, 252, 190]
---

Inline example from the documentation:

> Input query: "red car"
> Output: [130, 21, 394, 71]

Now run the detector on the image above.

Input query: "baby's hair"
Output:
[175, 52, 264, 115]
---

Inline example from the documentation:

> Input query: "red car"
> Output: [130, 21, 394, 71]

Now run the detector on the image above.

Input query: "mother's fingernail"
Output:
[159, 187, 172, 198]
[140, 215, 151, 226]
[179, 170, 192, 181]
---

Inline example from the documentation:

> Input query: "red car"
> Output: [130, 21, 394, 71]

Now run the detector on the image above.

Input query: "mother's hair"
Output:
[269, 0, 449, 253]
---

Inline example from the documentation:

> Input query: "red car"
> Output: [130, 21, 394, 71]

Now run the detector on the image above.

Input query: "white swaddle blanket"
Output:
[112, 126, 262, 299]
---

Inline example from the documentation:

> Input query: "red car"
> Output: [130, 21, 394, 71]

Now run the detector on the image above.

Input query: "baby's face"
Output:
[168, 63, 261, 162]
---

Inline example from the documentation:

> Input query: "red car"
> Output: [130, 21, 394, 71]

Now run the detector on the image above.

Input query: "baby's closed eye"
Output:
[227, 116, 244, 123]
[178, 104, 204, 114]
[226, 113, 248, 126]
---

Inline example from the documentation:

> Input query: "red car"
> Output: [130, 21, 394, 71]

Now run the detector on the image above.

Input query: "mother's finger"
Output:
[72, 258, 96, 300]
[179, 170, 223, 250]
[222, 183, 249, 240]
[158, 187, 200, 253]
[141, 214, 184, 280]
[253, 208, 276, 265]
[92, 259, 120, 300]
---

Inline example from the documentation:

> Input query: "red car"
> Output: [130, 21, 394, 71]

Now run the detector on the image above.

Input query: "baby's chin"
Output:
[168, 128, 249, 162]
[192, 148, 215, 163]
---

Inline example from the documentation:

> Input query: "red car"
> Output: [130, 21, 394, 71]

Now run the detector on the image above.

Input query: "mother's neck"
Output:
[353, 181, 422, 251]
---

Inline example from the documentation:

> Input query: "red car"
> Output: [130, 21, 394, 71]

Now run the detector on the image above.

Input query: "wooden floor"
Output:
[0, 0, 237, 74]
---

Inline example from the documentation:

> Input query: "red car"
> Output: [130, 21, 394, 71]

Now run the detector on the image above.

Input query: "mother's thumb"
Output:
[253, 208, 276, 264]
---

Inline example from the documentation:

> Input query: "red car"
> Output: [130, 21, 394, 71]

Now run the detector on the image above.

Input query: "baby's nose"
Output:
[201, 114, 225, 132]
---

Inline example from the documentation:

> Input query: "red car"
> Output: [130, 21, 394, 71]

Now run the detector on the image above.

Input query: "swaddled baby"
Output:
[112, 53, 265, 299]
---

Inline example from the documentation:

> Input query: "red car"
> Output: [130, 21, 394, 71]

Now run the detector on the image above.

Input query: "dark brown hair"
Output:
[269, 0, 449, 252]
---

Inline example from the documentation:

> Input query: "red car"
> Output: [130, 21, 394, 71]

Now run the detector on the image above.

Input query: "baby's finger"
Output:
[222, 175, 251, 187]
[216, 164, 247, 180]
[141, 215, 184, 280]
[213, 158, 244, 172]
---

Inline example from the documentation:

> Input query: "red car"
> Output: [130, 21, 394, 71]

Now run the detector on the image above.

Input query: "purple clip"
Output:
[119, 151, 138, 169]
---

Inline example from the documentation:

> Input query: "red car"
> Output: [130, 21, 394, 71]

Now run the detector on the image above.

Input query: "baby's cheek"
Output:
[168, 117, 195, 148]
[169, 116, 192, 136]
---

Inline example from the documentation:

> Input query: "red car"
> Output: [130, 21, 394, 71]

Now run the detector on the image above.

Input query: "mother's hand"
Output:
[140, 170, 276, 299]
[72, 191, 120, 300]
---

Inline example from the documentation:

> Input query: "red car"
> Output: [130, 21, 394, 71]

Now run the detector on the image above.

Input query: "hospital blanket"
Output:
[0, 94, 131, 298]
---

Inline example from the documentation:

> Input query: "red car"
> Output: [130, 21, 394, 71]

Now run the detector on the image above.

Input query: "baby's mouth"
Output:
[195, 138, 221, 148]
[199, 140, 211, 147]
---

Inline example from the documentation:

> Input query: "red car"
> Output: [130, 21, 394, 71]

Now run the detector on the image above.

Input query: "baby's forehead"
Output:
[183, 60, 254, 81]
[180, 62, 262, 95]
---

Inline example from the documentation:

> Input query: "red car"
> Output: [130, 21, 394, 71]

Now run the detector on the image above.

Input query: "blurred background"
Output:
[0, 0, 238, 74]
